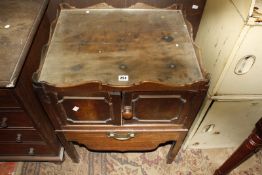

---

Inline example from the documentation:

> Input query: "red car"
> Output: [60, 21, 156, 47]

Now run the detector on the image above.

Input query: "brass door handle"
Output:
[0, 117, 8, 128]
[122, 106, 133, 120]
[107, 132, 135, 141]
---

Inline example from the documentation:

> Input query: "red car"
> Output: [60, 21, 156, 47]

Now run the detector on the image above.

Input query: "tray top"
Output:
[38, 9, 204, 87]
[0, 0, 48, 87]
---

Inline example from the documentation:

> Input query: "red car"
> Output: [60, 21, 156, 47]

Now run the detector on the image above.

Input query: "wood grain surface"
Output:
[39, 9, 204, 87]
[0, 0, 48, 87]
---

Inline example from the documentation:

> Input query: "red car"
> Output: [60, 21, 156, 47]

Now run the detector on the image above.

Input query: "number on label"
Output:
[118, 75, 129, 81]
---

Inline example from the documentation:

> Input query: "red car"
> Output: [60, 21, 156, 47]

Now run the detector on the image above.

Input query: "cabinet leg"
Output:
[214, 118, 262, 175]
[166, 140, 183, 164]
[214, 132, 262, 175]
[57, 133, 80, 163]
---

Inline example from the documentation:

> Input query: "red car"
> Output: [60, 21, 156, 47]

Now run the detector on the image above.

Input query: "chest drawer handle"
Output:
[16, 133, 22, 143]
[107, 132, 135, 141]
[122, 106, 133, 120]
[234, 55, 256, 75]
[0, 117, 8, 128]
[28, 147, 35, 156]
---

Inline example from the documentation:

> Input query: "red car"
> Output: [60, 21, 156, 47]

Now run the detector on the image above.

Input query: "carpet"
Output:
[0, 162, 16, 175]
[15, 144, 262, 175]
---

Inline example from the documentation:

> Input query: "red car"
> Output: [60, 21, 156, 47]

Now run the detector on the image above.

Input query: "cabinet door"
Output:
[188, 100, 262, 148]
[217, 27, 262, 95]
[122, 91, 194, 125]
[55, 92, 121, 125]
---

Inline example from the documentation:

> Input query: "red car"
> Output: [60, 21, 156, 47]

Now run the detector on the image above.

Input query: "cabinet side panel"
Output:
[15, 13, 61, 153]
[195, 0, 244, 95]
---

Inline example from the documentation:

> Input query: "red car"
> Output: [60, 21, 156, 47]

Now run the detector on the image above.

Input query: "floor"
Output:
[1, 145, 262, 175]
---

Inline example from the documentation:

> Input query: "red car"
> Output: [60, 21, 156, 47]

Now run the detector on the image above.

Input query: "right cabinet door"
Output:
[122, 91, 195, 126]
[217, 26, 262, 95]
[188, 100, 262, 148]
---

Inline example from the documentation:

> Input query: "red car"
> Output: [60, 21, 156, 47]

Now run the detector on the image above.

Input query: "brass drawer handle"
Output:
[0, 117, 8, 128]
[107, 132, 135, 141]
[122, 106, 133, 120]
[28, 147, 35, 156]
[16, 133, 22, 143]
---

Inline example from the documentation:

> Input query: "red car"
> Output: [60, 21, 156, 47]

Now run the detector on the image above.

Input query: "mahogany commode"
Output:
[34, 6, 209, 163]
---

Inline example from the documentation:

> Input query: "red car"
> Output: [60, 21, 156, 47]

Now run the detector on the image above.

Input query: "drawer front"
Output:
[0, 110, 33, 128]
[122, 91, 194, 125]
[217, 27, 262, 95]
[0, 129, 42, 142]
[188, 100, 262, 149]
[0, 143, 56, 156]
[0, 90, 20, 108]
[64, 131, 185, 151]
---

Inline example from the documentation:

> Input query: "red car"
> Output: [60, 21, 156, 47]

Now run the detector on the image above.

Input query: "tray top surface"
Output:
[39, 9, 204, 87]
[0, 0, 48, 87]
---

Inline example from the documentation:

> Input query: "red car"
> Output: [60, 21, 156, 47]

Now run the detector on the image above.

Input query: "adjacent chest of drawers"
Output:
[186, 0, 262, 149]
[0, 0, 63, 161]
[34, 5, 208, 163]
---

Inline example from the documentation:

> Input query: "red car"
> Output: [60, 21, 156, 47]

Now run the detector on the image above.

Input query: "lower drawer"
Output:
[188, 100, 262, 149]
[64, 131, 186, 151]
[0, 110, 33, 128]
[0, 129, 42, 142]
[0, 89, 20, 108]
[0, 143, 57, 156]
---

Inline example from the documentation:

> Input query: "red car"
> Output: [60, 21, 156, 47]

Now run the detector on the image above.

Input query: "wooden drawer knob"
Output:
[0, 117, 8, 128]
[122, 106, 133, 120]
[16, 133, 22, 143]
[28, 147, 35, 156]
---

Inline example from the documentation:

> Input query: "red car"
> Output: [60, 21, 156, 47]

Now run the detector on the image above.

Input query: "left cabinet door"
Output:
[55, 92, 121, 125]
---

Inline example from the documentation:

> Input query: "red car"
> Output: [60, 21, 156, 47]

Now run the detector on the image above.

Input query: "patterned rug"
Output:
[0, 162, 16, 175]
[14, 145, 262, 175]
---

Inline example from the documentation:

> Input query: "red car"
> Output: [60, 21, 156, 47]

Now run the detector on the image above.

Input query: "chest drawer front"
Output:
[0, 90, 20, 108]
[0, 129, 42, 142]
[188, 100, 262, 149]
[122, 91, 194, 125]
[0, 143, 56, 156]
[64, 131, 185, 151]
[217, 27, 262, 95]
[0, 110, 33, 128]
